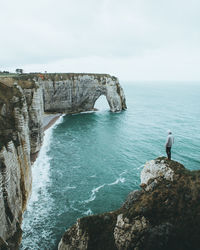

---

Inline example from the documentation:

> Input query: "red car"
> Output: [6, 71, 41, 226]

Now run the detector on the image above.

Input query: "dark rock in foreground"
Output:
[58, 157, 200, 250]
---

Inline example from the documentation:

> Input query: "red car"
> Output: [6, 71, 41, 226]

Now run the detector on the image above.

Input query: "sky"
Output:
[0, 0, 200, 81]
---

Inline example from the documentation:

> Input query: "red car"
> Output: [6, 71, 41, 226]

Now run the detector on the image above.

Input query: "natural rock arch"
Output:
[42, 74, 127, 113]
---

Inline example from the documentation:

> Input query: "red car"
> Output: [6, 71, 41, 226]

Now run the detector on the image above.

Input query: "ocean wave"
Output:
[70, 204, 82, 213]
[119, 170, 127, 176]
[28, 115, 64, 206]
[73, 165, 81, 169]
[72, 111, 95, 115]
[83, 184, 105, 204]
[90, 175, 97, 178]
[136, 164, 145, 170]
[83, 174, 127, 204]
[53, 114, 65, 128]
[108, 177, 125, 186]
[83, 209, 93, 216]
[80, 111, 95, 114]
[65, 186, 76, 190]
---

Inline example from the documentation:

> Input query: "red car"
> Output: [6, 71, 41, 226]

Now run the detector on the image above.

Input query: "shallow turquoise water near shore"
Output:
[20, 82, 200, 249]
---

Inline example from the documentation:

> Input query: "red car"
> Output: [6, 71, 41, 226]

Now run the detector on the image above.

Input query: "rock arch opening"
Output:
[94, 95, 110, 111]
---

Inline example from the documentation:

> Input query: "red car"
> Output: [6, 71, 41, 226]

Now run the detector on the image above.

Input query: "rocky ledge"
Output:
[58, 157, 200, 250]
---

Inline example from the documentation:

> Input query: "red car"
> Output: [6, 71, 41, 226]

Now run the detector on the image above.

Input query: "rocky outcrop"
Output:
[0, 73, 126, 249]
[58, 157, 200, 250]
[42, 73, 126, 113]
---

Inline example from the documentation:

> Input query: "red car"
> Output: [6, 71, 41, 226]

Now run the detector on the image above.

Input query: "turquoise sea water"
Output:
[20, 82, 200, 250]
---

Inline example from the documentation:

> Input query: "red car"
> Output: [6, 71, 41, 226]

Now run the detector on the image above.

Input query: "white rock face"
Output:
[114, 214, 149, 249]
[0, 142, 23, 239]
[0, 82, 32, 247]
[42, 74, 126, 113]
[141, 159, 174, 185]
[0, 81, 32, 249]
[23, 82, 44, 154]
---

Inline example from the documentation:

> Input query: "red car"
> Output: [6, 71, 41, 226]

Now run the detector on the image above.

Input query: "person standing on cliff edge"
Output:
[166, 130, 174, 160]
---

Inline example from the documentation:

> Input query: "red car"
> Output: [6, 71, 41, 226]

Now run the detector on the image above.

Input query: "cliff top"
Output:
[0, 73, 117, 84]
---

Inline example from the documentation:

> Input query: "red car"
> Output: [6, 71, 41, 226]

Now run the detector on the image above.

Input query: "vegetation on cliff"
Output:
[0, 72, 117, 82]
[59, 157, 200, 250]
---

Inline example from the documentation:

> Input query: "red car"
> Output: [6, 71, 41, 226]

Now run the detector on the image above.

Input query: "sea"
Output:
[20, 82, 200, 250]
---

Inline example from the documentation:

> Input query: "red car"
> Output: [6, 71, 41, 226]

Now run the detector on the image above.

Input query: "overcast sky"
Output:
[1, 0, 200, 81]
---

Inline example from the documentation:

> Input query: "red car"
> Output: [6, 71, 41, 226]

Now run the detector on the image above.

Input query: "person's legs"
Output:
[166, 147, 171, 160]
[168, 147, 171, 160]
[166, 147, 169, 158]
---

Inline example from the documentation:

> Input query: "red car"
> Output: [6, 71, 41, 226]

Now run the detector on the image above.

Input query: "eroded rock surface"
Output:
[114, 214, 149, 249]
[0, 82, 32, 249]
[141, 159, 174, 185]
[42, 73, 126, 113]
[58, 157, 200, 250]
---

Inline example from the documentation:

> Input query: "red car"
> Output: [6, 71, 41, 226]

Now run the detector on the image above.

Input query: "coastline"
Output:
[30, 113, 62, 163]
[43, 113, 62, 131]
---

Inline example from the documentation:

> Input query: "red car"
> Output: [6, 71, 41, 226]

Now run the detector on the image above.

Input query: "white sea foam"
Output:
[73, 165, 81, 169]
[93, 184, 105, 193]
[28, 115, 64, 206]
[119, 170, 127, 176]
[65, 186, 76, 190]
[72, 111, 95, 115]
[137, 164, 145, 170]
[107, 170, 127, 186]
[21, 116, 64, 249]
[70, 203, 82, 213]
[80, 111, 95, 114]
[108, 177, 125, 186]
[90, 175, 96, 178]
[83, 172, 127, 204]
[84, 184, 105, 204]
[83, 209, 92, 216]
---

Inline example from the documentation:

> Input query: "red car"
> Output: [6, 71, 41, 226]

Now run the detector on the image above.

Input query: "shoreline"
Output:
[30, 114, 62, 163]
[30, 109, 100, 163]
[43, 113, 62, 131]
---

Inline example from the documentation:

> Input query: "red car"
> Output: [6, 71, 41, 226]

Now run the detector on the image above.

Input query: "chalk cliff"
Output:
[58, 157, 200, 250]
[0, 82, 33, 249]
[0, 73, 126, 249]
[43, 73, 126, 113]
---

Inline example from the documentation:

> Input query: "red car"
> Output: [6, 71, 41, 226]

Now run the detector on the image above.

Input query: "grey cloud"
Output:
[0, 0, 200, 81]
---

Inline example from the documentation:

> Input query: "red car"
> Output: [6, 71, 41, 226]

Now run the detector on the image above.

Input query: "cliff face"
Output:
[42, 74, 126, 113]
[0, 82, 33, 249]
[0, 73, 126, 249]
[58, 157, 200, 250]
[22, 82, 44, 155]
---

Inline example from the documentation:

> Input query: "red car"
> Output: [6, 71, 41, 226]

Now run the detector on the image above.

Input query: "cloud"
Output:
[0, 0, 200, 81]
